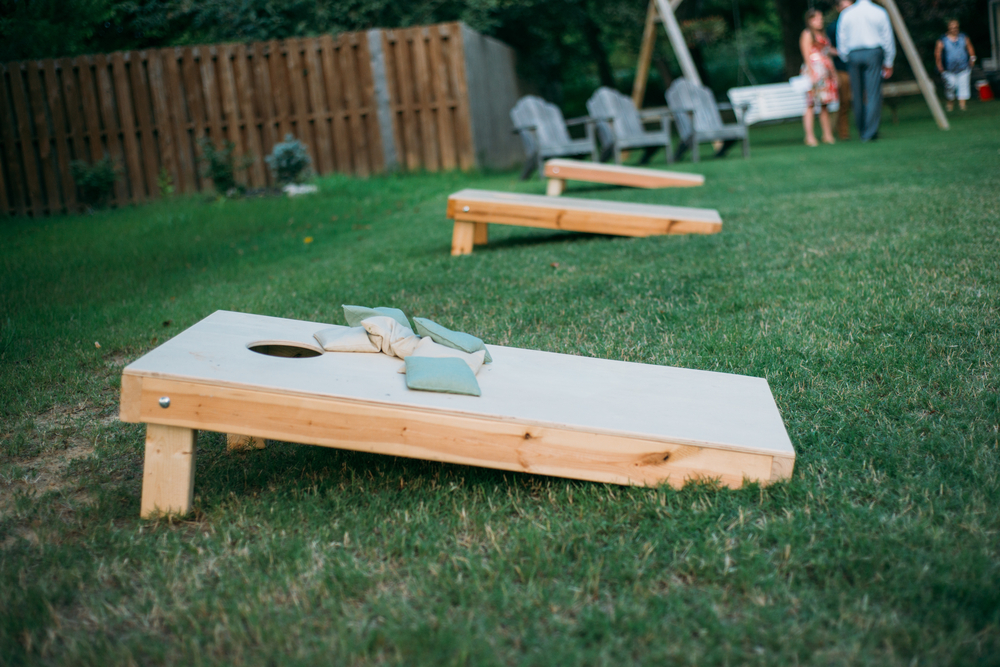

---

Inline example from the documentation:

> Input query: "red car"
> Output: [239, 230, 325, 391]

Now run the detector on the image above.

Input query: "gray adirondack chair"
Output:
[510, 95, 598, 179]
[666, 79, 750, 162]
[586, 87, 673, 165]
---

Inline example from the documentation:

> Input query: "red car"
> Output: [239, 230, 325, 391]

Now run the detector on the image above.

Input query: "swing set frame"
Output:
[631, 0, 949, 130]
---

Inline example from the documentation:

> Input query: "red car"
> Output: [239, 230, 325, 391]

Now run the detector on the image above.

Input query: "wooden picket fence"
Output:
[380, 25, 476, 173]
[0, 22, 481, 216]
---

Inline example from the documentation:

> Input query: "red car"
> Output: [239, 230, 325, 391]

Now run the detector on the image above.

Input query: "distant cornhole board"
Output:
[446, 189, 721, 255]
[543, 159, 705, 196]
[120, 311, 794, 518]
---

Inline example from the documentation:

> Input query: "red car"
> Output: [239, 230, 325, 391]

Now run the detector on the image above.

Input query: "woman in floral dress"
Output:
[800, 9, 839, 146]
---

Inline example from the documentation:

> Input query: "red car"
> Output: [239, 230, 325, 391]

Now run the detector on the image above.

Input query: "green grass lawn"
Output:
[2, 99, 999, 665]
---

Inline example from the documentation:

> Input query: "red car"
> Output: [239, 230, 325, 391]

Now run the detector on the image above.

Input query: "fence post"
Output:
[367, 29, 398, 172]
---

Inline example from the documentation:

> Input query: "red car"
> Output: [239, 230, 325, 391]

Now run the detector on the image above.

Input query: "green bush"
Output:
[197, 137, 239, 195]
[157, 167, 174, 197]
[265, 134, 312, 185]
[70, 156, 118, 209]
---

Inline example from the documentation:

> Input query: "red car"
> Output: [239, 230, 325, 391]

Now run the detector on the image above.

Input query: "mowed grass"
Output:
[1, 99, 999, 665]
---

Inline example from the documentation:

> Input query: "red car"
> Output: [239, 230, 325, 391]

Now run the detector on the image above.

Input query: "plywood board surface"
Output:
[544, 159, 704, 188]
[448, 189, 720, 225]
[123, 311, 792, 459]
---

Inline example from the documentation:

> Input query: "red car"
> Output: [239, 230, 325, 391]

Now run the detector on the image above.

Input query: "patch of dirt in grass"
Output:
[104, 352, 131, 370]
[0, 441, 96, 519]
[38, 401, 116, 429]
[1, 526, 41, 550]
[0, 403, 105, 519]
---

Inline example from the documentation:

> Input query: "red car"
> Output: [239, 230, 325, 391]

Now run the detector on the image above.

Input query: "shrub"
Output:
[158, 167, 174, 197]
[265, 134, 312, 184]
[70, 156, 118, 209]
[197, 137, 239, 195]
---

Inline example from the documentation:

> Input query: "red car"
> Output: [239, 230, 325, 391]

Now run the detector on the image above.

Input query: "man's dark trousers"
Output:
[847, 47, 884, 141]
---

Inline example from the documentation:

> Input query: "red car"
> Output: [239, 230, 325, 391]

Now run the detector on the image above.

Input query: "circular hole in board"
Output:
[247, 341, 323, 358]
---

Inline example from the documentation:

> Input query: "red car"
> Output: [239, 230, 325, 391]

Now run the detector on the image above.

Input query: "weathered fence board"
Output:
[460, 25, 523, 171]
[320, 35, 350, 174]
[380, 24, 476, 174]
[1, 22, 520, 216]
[339, 33, 375, 176]
[26, 62, 61, 212]
[47, 60, 75, 208]
[8, 63, 43, 209]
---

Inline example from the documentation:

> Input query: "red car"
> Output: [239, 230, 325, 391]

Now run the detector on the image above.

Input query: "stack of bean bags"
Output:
[313, 305, 491, 397]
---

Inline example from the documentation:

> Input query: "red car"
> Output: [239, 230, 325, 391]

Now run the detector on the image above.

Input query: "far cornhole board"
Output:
[543, 159, 704, 196]
[446, 189, 721, 255]
[120, 311, 794, 518]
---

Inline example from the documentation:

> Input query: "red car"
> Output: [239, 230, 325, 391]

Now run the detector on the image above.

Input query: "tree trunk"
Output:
[775, 0, 811, 78]
[581, 10, 616, 87]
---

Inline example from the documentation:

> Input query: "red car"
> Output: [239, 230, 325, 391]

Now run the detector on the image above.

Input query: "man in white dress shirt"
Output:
[837, 0, 896, 141]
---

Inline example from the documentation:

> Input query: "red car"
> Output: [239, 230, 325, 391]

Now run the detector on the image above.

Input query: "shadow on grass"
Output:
[191, 432, 559, 512]
[473, 231, 616, 253]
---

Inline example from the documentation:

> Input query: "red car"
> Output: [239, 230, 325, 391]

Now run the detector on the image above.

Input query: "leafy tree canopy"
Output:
[0, 0, 989, 109]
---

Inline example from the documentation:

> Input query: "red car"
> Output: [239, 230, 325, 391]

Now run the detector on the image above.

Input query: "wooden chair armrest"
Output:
[637, 109, 673, 132]
[723, 101, 750, 111]
[639, 106, 671, 118]
[564, 115, 595, 127]
[717, 101, 749, 126]
[639, 107, 674, 121]
[735, 101, 750, 127]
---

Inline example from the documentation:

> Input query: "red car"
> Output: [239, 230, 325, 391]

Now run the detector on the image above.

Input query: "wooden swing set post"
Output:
[632, 0, 695, 110]
[879, 0, 949, 130]
[632, 0, 661, 106]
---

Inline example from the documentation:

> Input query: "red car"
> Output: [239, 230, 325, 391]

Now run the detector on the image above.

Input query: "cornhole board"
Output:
[446, 189, 721, 256]
[543, 159, 704, 196]
[119, 311, 794, 518]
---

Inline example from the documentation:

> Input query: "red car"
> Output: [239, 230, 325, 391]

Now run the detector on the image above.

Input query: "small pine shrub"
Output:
[70, 156, 118, 209]
[265, 134, 312, 184]
[158, 167, 174, 197]
[197, 137, 238, 194]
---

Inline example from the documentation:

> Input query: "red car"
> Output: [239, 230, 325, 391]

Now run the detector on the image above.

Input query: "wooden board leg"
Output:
[473, 222, 489, 245]
[140, 424, 197, 518]
[451, 220, 476, 256]
[227, 433, 267, 451]
[770, 455, 795, 483]
[545, 178, 565, 196]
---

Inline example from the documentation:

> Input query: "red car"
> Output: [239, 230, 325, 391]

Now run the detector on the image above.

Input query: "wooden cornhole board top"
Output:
[447, 189, 722, 238]
[544, 159, 705, 188]
[121, 311, 793, 490]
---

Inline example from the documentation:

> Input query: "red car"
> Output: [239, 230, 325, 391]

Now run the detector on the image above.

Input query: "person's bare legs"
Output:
[819, 106, 835, 143]
[803, 107, 819, 146]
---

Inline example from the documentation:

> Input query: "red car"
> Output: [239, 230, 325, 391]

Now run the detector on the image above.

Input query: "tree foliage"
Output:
[0, 0, 114, 63]
[0, 0, 991, 108]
